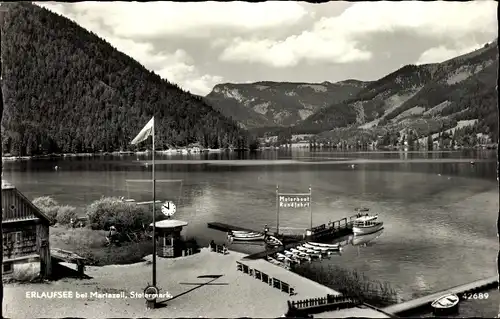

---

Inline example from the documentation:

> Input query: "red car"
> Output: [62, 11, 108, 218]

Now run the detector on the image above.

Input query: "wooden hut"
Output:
[150, 219, 188, 258]
[2, 180, 52, 279]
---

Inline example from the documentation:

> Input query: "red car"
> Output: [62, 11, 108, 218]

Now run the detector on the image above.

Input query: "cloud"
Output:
[58, 2, 309, 39]
[37, 2, 224, 95]
[219, 35, 372, 68]
[416, 45, 484, 65]
[219, 1, 496, 68]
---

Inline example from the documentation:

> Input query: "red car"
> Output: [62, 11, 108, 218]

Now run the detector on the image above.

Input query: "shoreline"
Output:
[1, 148, 495, 163]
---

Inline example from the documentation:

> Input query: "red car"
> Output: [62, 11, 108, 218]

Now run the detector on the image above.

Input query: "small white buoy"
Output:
[145, 163, 149, 167]
[470, 161, 475, 165]
[54, 166, 59, 170]
[438, 174, 441, 176]
[350, 164, 355, 169]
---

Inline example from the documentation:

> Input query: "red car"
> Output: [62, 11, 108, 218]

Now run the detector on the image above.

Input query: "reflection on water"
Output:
[351, 228, 385, 246]
[2, 150, 498, 302]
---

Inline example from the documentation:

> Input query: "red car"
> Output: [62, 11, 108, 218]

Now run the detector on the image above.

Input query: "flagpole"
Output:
[152, 117, 156, 288]
[276, 185, 279, 236]
[309, 185, 312, 230]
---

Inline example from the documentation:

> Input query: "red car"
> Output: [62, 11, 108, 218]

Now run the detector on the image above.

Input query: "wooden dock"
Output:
[51, 248, 87, 277]
[236, 258, 340, 300]
[207, 222, 258, 233]
[382, 276, 498, 316]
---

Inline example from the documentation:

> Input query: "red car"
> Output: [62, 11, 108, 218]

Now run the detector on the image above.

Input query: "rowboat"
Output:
[303, 243, 333, 252]
[231, 233, 265, 241]
[290, 248, 310, 256]
[295, 246, 317, 254]
[231, 230, 263, 236]
[276, 252, 300, 264]
[295, 246, 322, 258]
[307, 242, 341, 250]
[265, 235, 283, 246]
[284, 250, 310, 261]
[431, 293, 460, 315]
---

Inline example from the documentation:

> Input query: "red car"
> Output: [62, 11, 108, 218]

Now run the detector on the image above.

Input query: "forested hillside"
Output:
[0, 2, 249, 156]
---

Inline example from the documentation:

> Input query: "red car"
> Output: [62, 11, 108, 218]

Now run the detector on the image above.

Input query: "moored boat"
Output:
[231, 233, 265, 241]
[307, 242, 341, 250]
[265, 235, 283, 246]
[231, 230, 263, 236]
[431, 293, 460, 315]
[352, 219, 384, 235]
[284, 250, 310, 261]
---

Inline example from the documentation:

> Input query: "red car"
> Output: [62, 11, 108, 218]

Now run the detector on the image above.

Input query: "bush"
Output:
[292, 264, 400, 307]
[56, 205, 79, 225]
[32, 196, 59, 207]
[32, 196, 77, 225]
[86, 196, 165, 231]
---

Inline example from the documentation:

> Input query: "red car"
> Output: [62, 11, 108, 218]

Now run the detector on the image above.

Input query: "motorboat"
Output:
[352, 228, 384, 246]
[352, 218, 384, 235]
[353, 207, 379, 221]
[431, 293, 460, 315]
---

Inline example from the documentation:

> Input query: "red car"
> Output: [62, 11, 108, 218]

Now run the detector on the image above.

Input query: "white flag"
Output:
[131, 117, 154, 145]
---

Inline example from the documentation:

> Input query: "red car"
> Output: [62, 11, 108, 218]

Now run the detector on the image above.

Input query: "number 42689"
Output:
[462, 292, 489, 300]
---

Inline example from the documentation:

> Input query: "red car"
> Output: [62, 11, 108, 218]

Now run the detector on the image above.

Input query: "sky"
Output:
[37, 1, 498, 96]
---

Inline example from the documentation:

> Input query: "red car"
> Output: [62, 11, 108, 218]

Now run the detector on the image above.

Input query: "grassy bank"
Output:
[35, 196, 198, 266]
[292, 263, 400, 308]
[50, 227, 154, 266]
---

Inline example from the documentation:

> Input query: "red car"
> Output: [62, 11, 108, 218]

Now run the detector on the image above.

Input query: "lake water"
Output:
[2, 150, 498, 302]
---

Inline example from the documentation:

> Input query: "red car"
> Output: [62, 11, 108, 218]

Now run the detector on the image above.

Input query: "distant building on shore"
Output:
[2, 180, 52, 279]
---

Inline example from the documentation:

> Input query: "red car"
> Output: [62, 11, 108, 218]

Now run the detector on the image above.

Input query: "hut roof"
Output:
[2, 179, 52, 224]
[150, 219, 188, 229]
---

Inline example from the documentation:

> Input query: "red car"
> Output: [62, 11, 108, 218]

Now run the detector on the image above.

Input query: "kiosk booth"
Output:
[150, 219, 188, 258]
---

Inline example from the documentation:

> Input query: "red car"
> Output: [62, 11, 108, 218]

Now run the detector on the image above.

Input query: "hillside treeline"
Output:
[1, 3, 251, 156]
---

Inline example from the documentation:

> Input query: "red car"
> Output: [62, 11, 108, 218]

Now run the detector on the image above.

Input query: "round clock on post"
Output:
[161, 201, 176, 219]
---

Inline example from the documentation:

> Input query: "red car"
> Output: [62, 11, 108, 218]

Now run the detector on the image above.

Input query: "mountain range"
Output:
[207, 41, 498, 144]
[205, 80, 369, 129]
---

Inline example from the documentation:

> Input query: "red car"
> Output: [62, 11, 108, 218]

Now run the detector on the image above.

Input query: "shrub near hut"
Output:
[32, 196, 78, 225]
[86, 196, 165, 230]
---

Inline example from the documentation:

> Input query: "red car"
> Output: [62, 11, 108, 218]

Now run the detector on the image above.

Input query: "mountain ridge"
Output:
[292, 40, 498, 143]
[205, 79, 371, 128]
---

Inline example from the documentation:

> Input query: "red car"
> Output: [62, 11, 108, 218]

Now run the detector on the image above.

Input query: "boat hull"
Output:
[431, 294, 460, 316]
[307, 242, 341, 250]
[231, 235, 265, 241]
[352, 223, 384, 235]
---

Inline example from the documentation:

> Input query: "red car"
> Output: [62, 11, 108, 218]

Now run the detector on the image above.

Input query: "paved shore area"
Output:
[3, 248, 389, 318]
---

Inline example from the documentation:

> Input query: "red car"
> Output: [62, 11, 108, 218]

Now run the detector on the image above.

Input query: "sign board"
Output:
[161, 201, 176, 217]
[278, 195, 310, 208]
